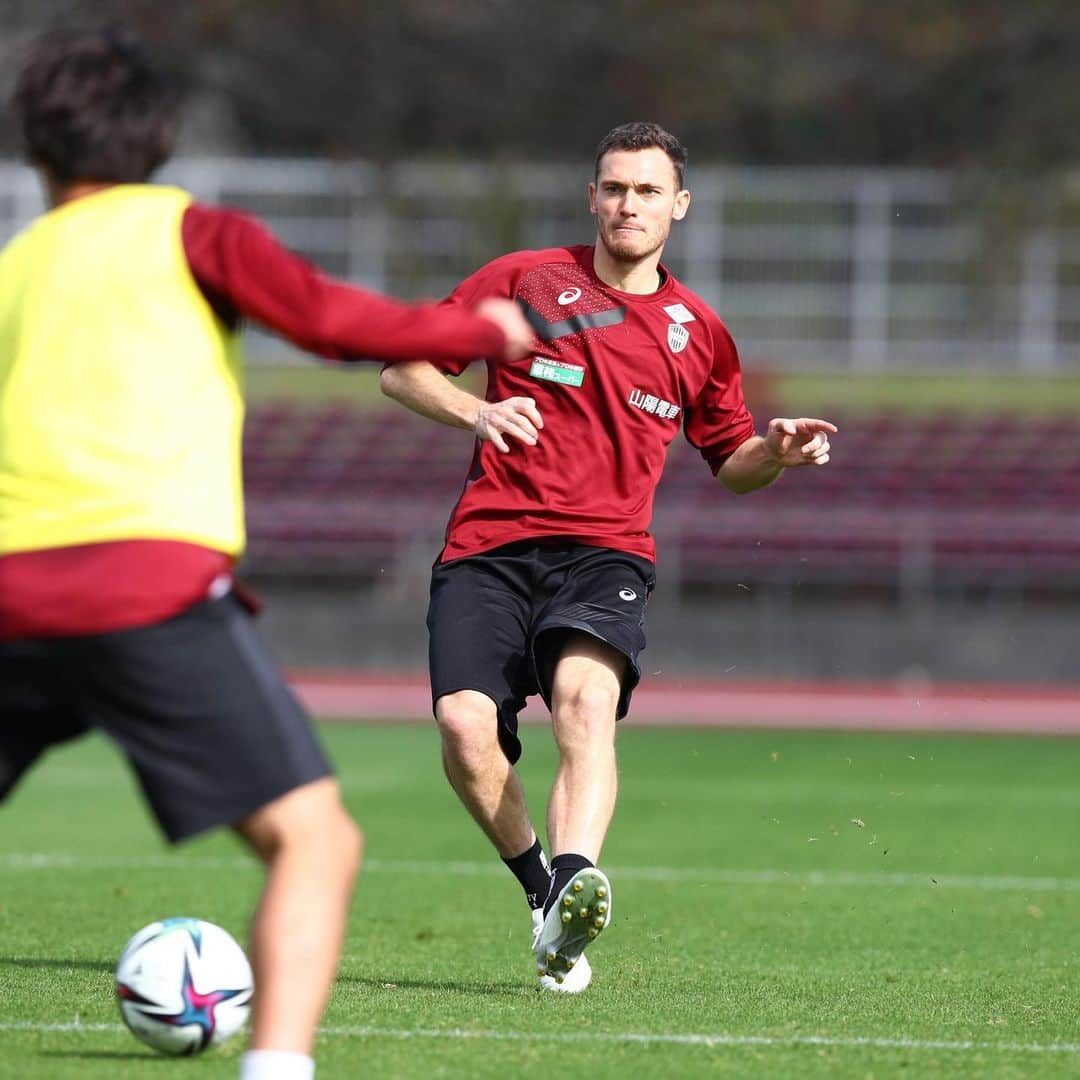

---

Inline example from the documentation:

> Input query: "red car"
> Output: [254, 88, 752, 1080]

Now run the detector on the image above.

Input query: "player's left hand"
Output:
[763, 417, 837, 468]
[474, 396, 544, 453]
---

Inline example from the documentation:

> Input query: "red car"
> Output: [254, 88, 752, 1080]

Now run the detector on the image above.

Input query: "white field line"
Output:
[1, 853, 1079, 892]
[0, 1020, 1077, 1056]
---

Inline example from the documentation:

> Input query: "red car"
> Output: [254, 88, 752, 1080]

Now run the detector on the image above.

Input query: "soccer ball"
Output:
[115, 917, 253, 1055]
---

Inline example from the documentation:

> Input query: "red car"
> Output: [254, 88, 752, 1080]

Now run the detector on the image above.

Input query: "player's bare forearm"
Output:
[717, 435, 785, 494]
[718, 417, 836, 494]
[379, 361, 482, 432]
[379, 362, 543, 453]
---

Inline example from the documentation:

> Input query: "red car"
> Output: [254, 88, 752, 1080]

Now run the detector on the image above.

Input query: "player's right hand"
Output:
[475, 298, 534, 361]
[474, 397, 544, 453]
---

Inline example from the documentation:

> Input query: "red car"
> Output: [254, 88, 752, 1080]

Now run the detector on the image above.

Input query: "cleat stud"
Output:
[572, 881, 584, 893]
[597, 902, 608, 914]
[562, 895, 574, 908]
[566, 958, 575, 969]
[587, 928, 598, 939]
[555, 973, 564, 984]
[580, 907, 590, 918]
[561, 910, 572, 924]
[547, 950, 557, 963]
[594, 916, 605, 928]
[596, 886, 607, 899]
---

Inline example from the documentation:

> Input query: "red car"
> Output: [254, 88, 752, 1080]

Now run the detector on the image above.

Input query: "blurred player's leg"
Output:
[0, 639, 88, 797]
[234, 777, 362, 1058]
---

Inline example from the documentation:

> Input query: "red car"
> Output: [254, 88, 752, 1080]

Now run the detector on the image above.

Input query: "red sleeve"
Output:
[181, 203, 508, 363]
[683, 316, 757, 473]
[424, 252, 534, 376]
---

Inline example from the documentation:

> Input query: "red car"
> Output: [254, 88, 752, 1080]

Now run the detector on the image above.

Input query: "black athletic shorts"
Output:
[0, 593, 332, 843]
[427, 540, 655, 763]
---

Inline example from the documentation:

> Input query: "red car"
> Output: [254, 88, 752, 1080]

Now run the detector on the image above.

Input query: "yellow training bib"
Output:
[0, 185, 245, 555]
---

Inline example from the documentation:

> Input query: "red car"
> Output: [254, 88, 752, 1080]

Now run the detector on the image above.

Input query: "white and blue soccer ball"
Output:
[115, 917, 253, 1055]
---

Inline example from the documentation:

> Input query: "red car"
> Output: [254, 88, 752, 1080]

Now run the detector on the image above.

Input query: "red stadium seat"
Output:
[241, 404, 1079, 590]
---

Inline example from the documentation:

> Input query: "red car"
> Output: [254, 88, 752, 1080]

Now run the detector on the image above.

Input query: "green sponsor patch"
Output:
[529, 357, 586, 387]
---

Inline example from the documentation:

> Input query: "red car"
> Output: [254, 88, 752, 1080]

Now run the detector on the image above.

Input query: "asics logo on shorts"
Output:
[618, 588, 637, 602]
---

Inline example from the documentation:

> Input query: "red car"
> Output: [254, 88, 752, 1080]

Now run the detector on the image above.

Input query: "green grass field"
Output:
[2, 723, 1079, 1078]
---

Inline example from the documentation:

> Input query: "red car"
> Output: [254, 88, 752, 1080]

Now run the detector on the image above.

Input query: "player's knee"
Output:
[435, 692, 499, 760]
[553, 683, 618, 750]
[285, 806, 360, 889]
[310, 798, 363, 864]
[297, 793, 360, 854]
[333, 812, 364, 880]
[557, 682, 618, 730]
[238, 778, 361, 876]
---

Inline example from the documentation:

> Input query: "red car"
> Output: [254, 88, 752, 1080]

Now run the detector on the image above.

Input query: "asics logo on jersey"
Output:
[628, 388, 681, 421]
[618, 588, 637, 602]
[557, 287, 583, 305]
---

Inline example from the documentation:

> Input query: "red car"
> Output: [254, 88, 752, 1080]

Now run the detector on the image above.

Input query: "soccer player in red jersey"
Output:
[381, 122, 836, 992]
[0, 28, 531, 1080]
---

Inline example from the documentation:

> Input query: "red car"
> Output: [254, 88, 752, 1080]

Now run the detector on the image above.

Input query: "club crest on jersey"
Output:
[667, 323, 690, 353]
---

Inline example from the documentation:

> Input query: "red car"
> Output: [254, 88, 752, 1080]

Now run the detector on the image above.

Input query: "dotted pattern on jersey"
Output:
[516, 262, 621, 345]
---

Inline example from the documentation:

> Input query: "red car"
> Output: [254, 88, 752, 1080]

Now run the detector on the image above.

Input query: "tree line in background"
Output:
[0, 0, 1077, 169]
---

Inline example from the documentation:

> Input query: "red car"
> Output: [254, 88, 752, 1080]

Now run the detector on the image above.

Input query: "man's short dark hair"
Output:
[13, 27, 178, 184]
[594, 122, 688, 191]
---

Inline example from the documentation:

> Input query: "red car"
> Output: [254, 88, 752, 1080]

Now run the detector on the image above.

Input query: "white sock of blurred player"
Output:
[240, 1049, 315, 1079]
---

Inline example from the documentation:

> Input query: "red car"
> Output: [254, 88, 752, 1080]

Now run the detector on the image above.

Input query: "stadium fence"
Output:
[1, 158, 1077, 371]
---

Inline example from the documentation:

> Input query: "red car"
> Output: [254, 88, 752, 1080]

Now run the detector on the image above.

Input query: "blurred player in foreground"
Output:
[381, 121, 836, 992]
[0, 27, 531, 1080]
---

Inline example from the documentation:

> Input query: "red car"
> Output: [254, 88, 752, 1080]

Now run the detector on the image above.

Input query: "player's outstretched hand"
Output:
[475, 298, 534, 361]
[764, 417, 837, 468]
[475, 397, 544, 453]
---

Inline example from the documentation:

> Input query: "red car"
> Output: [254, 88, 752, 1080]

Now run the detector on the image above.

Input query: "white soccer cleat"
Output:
[532, 868, 611, 991]
[530, 907, 592, 993]
[538, 951, 592, 993]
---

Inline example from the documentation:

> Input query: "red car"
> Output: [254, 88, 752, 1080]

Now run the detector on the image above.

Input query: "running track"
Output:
[288, 671, 1080, 735]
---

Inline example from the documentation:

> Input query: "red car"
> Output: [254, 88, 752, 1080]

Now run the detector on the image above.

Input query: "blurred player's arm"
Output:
[379, 361, 543, 454]
[718, 418, 836, 493]
[181, 204, 531, 364]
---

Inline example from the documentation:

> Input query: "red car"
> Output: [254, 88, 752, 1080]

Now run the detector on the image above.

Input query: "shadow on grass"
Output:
[0, 955, 112, 973]
[39, 1051, 170, 1062]
[338, 972, 526, 997]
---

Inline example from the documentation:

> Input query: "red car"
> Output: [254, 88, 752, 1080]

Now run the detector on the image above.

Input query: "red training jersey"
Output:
[0, 199, 508, 640]
[433, 245, 757, 565]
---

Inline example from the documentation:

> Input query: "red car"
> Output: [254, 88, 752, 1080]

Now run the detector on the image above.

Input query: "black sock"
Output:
[502, 838, 551, 911]
[543, 852, 594, 915]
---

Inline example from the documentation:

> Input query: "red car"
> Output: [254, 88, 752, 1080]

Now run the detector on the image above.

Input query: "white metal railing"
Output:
[2, 158, 1077, 370]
